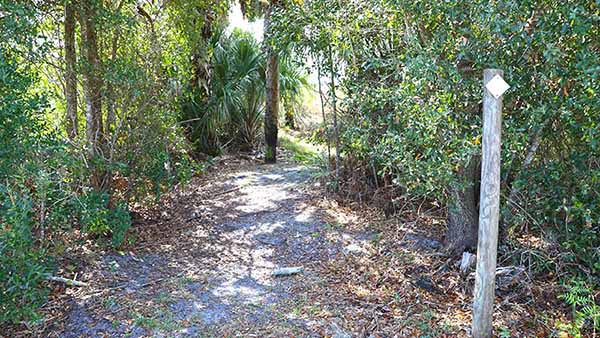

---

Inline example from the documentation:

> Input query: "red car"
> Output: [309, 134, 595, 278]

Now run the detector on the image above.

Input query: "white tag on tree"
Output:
[485, 74, 510, 98]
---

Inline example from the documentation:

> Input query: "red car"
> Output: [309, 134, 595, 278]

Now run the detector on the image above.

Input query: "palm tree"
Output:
[279, 56, 310, 129]
[222, 31, 266, 149]
[181, 28, 308, 155]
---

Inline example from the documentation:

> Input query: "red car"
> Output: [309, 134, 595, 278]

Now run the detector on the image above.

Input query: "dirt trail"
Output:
[52, 160, 371, 337]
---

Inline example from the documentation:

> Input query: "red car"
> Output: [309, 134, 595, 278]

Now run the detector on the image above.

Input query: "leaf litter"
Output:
[8, 152, 569, 337]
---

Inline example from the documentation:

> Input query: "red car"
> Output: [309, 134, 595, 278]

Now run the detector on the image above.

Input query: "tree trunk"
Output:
[186, 13, 217, 154]
[317, 61, 331, 172]
[106, 0, 125, 140]
[446, 154, 481, 254]
[190, 14, 212, 97]
[64, 0, 78, 139]
[328, 44, 340, 181]
[79, 0, 104, 188]
[263, 3, 279, 163]
[80, 0, 103, 151]
[105, 32, 118, 140]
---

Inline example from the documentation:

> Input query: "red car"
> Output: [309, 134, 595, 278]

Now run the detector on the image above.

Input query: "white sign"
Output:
[485, 74, 510, 99]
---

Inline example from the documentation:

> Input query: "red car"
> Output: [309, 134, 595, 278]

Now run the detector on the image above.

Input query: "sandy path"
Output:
[53, 161, 363, 337]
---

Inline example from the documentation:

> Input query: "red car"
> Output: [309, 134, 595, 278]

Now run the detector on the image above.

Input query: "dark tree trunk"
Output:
[190, 14, 212, 99]
[79, 0, 104, 189]
[263, 3, 279, 163]
[103, 1, 126, 203]
[105, 31, 118, 140]
[106, 0, 125, 140]
[446, 154, 481, 254]
[64, 0, 78, 140]
[80, 0, 103, 151]
[186, 13, 218, 154]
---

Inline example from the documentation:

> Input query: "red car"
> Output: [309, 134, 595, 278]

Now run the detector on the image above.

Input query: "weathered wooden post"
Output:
[472, 69, 509, 337]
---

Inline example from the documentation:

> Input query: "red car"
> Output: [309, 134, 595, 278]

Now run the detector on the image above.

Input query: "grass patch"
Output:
[174, 275, 196, 289]
[279, 131, 324, 166]
[155, 292, 177, 305]
[130, 308, 182, 332]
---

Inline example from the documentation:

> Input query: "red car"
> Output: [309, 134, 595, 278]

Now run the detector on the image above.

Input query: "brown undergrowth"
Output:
[303, 170, 575, 337]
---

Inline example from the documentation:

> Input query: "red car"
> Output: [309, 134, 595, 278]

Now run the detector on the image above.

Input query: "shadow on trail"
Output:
[58, 163, 341, 337]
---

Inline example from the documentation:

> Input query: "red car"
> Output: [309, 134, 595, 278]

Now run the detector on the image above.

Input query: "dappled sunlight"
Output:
[254, 220, 286, 235]
[54, 161, 342, 335]
[227, 166, 310, 214]
[4, 0, 593, 336]
[294, 205, 319, 223]
[212, 276, 271, 304]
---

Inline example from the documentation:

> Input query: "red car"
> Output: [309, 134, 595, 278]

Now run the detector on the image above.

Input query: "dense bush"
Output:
[0, 0, 198, 324]
[0, 185, 50, 324]
[78, 191, 131, 247]
[273, 0, 599, 274]
[0, 2, 52, 324]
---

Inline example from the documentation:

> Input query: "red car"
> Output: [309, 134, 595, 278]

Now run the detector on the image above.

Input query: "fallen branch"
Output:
[213, 186, 240, 197]
[468, 266, 525, 289]
[185, 214, 203, 222]
[45, 275, 88, 287]
[272, 266, 304, 277]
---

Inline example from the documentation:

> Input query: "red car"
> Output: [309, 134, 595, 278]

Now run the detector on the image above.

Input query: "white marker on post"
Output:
[485, 74, 510, 99]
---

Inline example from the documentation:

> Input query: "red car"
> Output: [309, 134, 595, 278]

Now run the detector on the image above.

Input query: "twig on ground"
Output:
[45, 275, 89, 287]
[213, 186, 240, 197]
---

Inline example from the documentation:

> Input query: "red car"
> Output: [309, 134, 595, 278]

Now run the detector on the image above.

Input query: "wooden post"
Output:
[472, 69, 506, 337]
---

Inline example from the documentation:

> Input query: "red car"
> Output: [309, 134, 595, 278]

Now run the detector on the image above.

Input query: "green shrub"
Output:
[557, 278, 600, 336]
[0, 3, 51, 324]
[0, 0, 197, 326]
[79, 191, 112, 236]
[109, 202, 132, 248]
[79, 191, 131, 248]
[0, 186, 49, 324]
